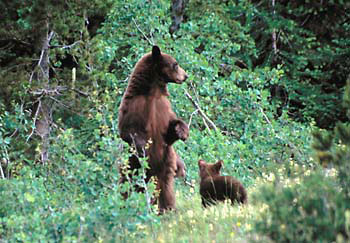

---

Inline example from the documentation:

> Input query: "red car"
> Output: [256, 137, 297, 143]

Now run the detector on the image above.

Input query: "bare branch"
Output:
[26, 99, 41, 142]
[49, 40, 83, 49]
[29, 68, 36, 84]
[31, 85, 89, 98]
[132, 18, 154, 45]
[183, 89, 217, 131]
[71, 88, 89, 97]
[0, 159, 5, 179]
[48, 96, 71, 110]
[30, 86, 67, 96]
[188, 109, 198, 129]
[258, 105, 272, 126]
[38, 31, 55, 80]
[184, 179, 194, 188]
[201, 114, 211, 132]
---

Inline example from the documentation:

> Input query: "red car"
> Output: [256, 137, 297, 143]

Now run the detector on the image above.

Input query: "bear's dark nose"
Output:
[184, 74, 189, 81]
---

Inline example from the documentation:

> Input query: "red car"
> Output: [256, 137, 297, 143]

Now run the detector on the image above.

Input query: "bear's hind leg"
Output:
[157, 147, 177, 213]
[157, 172, 176, 213]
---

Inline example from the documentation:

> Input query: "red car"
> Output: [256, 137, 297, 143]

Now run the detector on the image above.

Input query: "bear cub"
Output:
[175, 154, 186, 178]
[198, 159, 247, 207]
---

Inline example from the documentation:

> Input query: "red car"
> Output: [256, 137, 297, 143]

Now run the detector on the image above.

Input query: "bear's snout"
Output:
[176, 69, 188, 83]
[184, 74, 189, 81]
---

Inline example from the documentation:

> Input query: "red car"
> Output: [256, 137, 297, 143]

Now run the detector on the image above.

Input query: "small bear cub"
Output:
[198, 159, 247, 207]
[175, 155, 186, 179]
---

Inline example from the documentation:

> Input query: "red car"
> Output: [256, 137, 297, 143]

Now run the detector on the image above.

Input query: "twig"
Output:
[38, 31, 55, 79]
[31, 85, 88, 98]
[0, 160, 5, 179]
[71, 88, 89, 97]
[189, 81, 212, 130]
[188, 87, 211, 131]
[188, 109, 198, 129]
[201, 114, 211, 132]
[49, 40, 83, 49]
[184, 179, 194, 188]
[132, 18, 154, 45]
[184, 89, 217, 131]
[26, 99, 42, 142]
[258, 105, 272, 126]
[31, 86, 67, 96]
[301, 14, 311, 27]
[257, 102, 306, 161]
[257, 104, 283, 140]
[49, 96, 71, 110]
[29, 68, 36, 84]
[77, 222, 84, 243]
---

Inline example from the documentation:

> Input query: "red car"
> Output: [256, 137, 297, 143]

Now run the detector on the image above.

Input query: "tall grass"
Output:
[132, 182, 266, 243]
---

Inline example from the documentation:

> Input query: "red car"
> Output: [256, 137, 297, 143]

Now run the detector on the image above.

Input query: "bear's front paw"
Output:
[175, 122, 189, 141]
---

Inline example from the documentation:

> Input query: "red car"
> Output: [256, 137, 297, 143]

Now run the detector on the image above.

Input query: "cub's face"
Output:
[175, 156, 186, 178]
[198, 159, 223, 179]
[152, 46, 188, 84]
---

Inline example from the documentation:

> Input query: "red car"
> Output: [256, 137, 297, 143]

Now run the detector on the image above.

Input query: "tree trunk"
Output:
[35, 23, 54, 164]
[169, 0, 188, 34]
[271, 0, 278, 59]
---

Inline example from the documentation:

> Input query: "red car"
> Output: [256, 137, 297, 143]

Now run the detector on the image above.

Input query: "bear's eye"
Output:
[173, 63, 178, 70]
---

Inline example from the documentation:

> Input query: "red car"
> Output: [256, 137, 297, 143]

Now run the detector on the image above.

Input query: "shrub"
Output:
[254, 170, 350, 242]
[253, 80, 350, 242]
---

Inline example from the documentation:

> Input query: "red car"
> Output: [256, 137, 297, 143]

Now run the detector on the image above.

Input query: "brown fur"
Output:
[198, 159, 247, 207]
[175, 154, 186, 178]
[118, 46, 189, 213]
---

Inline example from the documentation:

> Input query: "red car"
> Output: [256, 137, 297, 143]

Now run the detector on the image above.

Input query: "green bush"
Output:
[0, 176, 159, 242]
[254, 170, 350, 242]
[253, 81, 350, 242]
[0, 109, 158, 241]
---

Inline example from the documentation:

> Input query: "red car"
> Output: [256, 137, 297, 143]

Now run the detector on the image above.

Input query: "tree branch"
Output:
[132, 18, 154, 45]
[26, 99, 42, 142]
[49, 40, 83, 49]
[183, 89, 217, 131]
[0, 159, 6, 179]
[188, 109, 198, 129]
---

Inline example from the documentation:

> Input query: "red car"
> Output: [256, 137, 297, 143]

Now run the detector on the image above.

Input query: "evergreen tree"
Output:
[312, 77, 350, 197]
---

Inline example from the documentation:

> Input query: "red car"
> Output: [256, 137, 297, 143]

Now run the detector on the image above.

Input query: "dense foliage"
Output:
[254, 79, 350, 242]
[0, 0, 349, 241]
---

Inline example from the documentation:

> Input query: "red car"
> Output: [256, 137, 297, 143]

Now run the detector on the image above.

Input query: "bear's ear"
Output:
[214, 160, 223, 171]
[198, 159, 206, 168]
[152, 45, 161, 62]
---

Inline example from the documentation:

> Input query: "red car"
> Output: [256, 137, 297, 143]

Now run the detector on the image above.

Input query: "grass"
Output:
[122, 159, 315, 243]
[127, 181, 267, 243]
[0, 159, 319, 242]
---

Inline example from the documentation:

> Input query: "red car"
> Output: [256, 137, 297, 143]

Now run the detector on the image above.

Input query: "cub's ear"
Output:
[152, 45, 161, 62]
[214, 160, 223, 171]
[198, 159, 206, 168]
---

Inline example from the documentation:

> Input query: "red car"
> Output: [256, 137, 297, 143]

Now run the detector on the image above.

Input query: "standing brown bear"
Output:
[198, 159, 247, 207]
[118, 46, 189, 213]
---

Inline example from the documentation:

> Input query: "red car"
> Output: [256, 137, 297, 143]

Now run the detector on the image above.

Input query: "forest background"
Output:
[0, 0, 350, 242]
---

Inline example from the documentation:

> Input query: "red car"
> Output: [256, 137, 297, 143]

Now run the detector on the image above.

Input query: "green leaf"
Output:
[24, 192, 35, 203]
